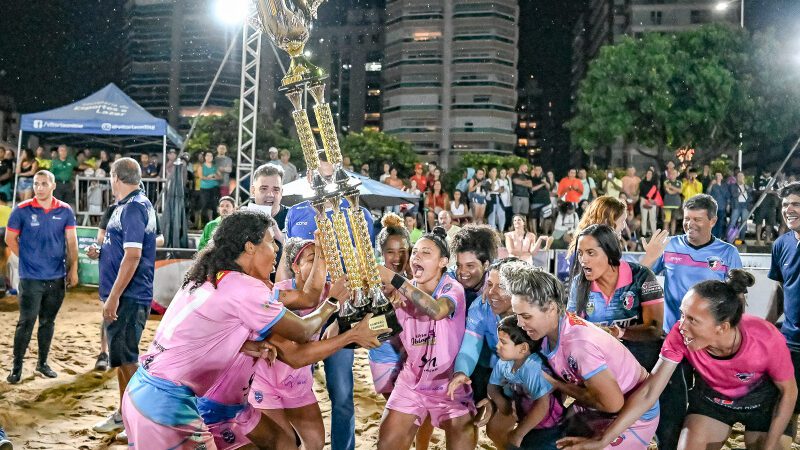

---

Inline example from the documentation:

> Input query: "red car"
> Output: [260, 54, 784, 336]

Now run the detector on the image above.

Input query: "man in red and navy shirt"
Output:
[5, 170, 78, 384]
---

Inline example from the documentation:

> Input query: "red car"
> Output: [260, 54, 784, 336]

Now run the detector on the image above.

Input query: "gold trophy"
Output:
[256, 0, 401, 342]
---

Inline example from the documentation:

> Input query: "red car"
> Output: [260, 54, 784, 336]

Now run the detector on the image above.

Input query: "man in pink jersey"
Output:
[502, 262, 659, 450]
[376, 227, 478, 450]
[121, 212, 349, 449]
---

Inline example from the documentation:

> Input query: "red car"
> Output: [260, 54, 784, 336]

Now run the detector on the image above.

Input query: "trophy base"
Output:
[337, 308, 403, 349]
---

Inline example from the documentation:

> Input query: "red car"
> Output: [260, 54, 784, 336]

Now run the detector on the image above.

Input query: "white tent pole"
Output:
[162, 135, 167, 178]
[12, 131, 22, 206]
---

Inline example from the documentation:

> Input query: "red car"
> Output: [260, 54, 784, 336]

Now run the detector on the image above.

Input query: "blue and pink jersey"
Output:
[568, 261, 664, 328]
[394, 273, 467, 395]
[489, 354, 563, 428]
[660, 315, 794, 399]
[140, 271, 286, 396]
[651, 236, 742, 332]
[542, 314, 657, 420]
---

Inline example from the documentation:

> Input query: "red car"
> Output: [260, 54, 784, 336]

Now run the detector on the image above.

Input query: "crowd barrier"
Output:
[74, 176, 167, 225]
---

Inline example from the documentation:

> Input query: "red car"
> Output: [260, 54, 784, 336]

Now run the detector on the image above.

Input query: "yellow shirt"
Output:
[35, 157, 52, 170]
[681, 179, 703, 201]
[0, 205, 11, 228]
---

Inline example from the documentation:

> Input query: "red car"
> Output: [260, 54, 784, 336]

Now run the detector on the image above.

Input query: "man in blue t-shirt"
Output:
[642, 193, 742, 450]
[5, 170, 78, 384]
[282, 160, 374, 450]
[92, 158, 157, 437]
[767, 181, 800, 420]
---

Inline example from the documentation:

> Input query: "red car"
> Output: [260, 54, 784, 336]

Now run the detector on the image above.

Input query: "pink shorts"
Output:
[369, 360, 402, 394]
[385, 381, 476, 428]
[249, 362, 317, 410]
[122, 391, 214, 450]
[206, 404, 261, 450]
[580, 410, 659, 450]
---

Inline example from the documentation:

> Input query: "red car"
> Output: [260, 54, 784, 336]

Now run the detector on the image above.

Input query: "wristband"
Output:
[391, 274, 406, 290]
[326, 298, 340, 309]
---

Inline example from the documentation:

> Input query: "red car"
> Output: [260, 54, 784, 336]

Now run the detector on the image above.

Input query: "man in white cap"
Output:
[268, 146, 281, 166]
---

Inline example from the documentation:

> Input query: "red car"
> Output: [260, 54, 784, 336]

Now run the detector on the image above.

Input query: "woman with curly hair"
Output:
[121, 211, 379, 449]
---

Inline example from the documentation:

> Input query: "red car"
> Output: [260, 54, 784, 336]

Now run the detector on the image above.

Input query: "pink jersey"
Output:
[140, 271, 286, 397]
[661, 315, 794, 399]
[394, 273, 467, 395]
[542, 313, 645, 395]
[250, 278, 326, 409]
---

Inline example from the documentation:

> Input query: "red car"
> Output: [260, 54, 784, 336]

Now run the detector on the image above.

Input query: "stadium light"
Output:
[214, 0, 249, 25]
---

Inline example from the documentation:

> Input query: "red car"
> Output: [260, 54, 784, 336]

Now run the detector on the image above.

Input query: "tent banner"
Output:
[76, 226, 100, 286]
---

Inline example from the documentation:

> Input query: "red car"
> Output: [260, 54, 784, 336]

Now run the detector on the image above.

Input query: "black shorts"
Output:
[754, 204, 777, 226]
[687, 376, 792, 435]
[508, 424, 564, 450]
[105, 297, 149, 367]
[470, 363, 493, 403]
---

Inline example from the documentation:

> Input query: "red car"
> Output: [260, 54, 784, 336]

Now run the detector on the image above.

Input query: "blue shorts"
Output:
[105, 297, 149, 367]
[469, 193, 486, 205]
[17, 177, 33, 191]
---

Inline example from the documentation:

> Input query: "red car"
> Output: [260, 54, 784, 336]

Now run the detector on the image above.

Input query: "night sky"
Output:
[1, 0, 798, 115]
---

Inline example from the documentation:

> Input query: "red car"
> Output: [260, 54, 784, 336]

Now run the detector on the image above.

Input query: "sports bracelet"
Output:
[391, 274, 406, 290]
[326, 298, 340, 309]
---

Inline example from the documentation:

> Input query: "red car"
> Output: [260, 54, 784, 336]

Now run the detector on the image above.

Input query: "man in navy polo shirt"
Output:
[6, 170, 78, 384]
[282, 160, 374, 450]
[91, 158, 156, 438]
[768, 181, 800, 428]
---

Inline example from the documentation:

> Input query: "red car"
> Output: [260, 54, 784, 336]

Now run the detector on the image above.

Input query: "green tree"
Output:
[340, 130, 418, 177]
[569, 24, 800, 167]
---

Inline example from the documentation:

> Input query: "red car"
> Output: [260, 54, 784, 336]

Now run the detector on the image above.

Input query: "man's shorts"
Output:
[105, 297, 149, 367]
[385, 380, 476, 427]
[512, 196, 530, 215]
[754, 202, 777, 226]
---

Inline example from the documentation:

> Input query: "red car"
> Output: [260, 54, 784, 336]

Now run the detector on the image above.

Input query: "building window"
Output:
[364, 113, 381, 120]
[650, 11, 662, 25]
[365, 62, 382, 72]
[518, 138, 528, 146]
[413, 31, 442, 42]
[473, 95, 491, 103]
[367, 89, 381, 96]
[690, 10, 711, 24]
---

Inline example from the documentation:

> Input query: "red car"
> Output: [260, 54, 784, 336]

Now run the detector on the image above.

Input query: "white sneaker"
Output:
[92, 411, 124, 433]
[115, 430, 127, 442]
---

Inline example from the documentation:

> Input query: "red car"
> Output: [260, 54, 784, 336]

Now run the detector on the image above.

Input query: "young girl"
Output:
[376, 227, 477, 450]
[473, 315, 563, 450]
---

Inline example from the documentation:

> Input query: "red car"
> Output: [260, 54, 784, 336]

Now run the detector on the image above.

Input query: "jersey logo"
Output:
[253, 390, 264, 403]
[622, 292, 634, 311]
[713, 397, 734, 406]
[31, 214, 40, 227]
[610, 435, 625, 447]
[568, 355, 579, 373]
[440, 283, 452, 295]
[735, 372, 754, 382]
[221, 429, 236, 444]
[707, 256, 724, 271]
[585, 301, 595, 315]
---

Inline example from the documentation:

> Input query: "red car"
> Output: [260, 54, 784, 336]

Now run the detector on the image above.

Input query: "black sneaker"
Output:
[0, 426, 12, 450]
[35, 364, 57, 379]
[94, 353, 109, 371]
[6, 367, 21, 384]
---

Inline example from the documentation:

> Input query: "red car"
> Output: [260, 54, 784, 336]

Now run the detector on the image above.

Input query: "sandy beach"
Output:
[0, 289, 496, 449]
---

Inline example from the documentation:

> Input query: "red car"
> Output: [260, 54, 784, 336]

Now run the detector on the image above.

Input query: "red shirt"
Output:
[558, 177, 584, 203]
[410, 174, 428, 192]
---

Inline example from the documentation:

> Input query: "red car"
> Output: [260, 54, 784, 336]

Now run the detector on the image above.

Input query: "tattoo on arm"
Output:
[399, 284, 443, 318]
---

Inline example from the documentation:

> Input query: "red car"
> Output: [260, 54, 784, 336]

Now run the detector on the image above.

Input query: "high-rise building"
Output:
[122, 0, 241, 129]
[0, 95, 19, 147]
[572, 0, 741, 91]
[382, 0, 519, 167]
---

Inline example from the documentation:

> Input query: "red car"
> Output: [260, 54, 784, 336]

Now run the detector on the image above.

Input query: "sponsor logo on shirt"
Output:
[585, 301, 595, 316]
[411, 331, 436, 346]
[440, 283, 452, 295]
[31, 214, 39, 227]
[254, 390, 263, 403]
[610, 435, 625, 447]
[735, 372, 755, 382]
[713, 397, 735, 406]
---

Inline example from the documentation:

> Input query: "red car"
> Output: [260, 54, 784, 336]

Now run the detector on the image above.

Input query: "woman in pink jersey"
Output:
[375, 226, 478, 450]
[248, 237, 329, 450]
[501, 262, 659, 450]
[121, 211, 356, 449]
[558, 270, 798, 450]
